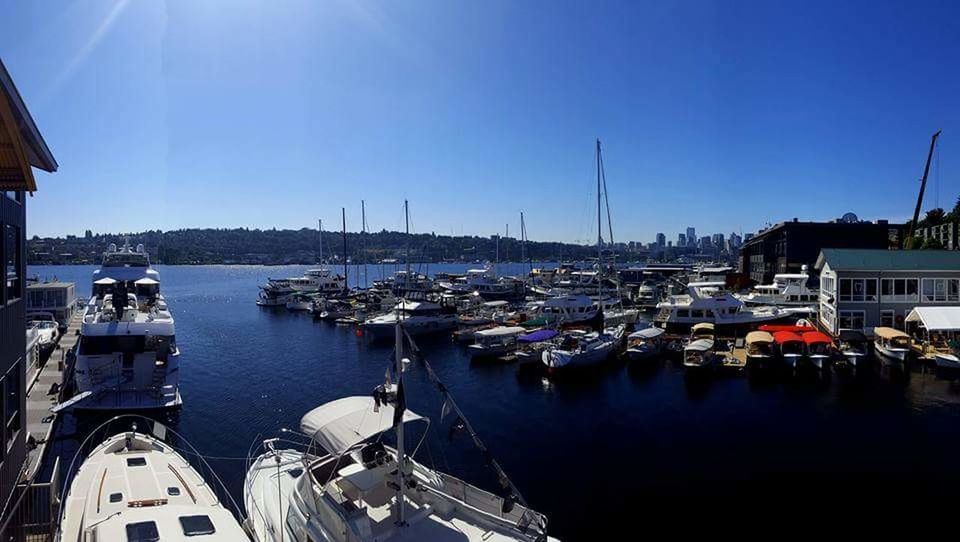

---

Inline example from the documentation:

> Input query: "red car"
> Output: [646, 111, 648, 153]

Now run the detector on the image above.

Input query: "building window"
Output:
[5, 223, 22, 302]
[921, 278, 960, 303]
[821, 276, 836, 294]
[839, 278, 877, 302]
[839, 310, 865, 330]
[880, 278, 919, 303]
[880, 310, 895, 328]
[820, 304, 836, 332]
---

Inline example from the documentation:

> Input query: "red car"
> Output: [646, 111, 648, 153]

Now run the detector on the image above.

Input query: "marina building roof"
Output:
[0, 58, 57, 191]
[815, 249, 960, 272]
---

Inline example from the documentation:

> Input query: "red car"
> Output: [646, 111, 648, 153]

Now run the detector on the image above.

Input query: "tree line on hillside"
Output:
[904, 196, 960, 250]
[28, 228, 608, 265]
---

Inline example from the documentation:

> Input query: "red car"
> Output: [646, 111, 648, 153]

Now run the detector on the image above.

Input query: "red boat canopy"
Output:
[801, 332, 833, 345]
[773, 331, 803, 344]
[759, 324, 815, 334]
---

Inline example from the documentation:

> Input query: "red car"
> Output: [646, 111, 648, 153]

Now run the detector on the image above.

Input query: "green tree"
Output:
[921, 236, 944, 250]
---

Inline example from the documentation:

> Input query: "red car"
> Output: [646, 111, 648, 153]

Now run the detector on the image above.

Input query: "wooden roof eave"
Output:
[0, 87, 36, 193]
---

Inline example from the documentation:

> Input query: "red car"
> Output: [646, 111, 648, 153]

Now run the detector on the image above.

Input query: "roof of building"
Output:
[815, 249, 960, 272]
[26, 281, 74, 289]
[0, 58, 57, 174]
[743, 219, 904, 245]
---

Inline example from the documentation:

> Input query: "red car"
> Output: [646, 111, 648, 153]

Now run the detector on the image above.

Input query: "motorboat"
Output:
[773, 331, 804, 369]
[285, 293, 315, 311]
[802, 331, 834, 370]
[736, 265, 819, 307]
[541, 324, 625, 371]
[745, 331, 775, 369]
[836, 329, 869, 368]
[873, 327, 911, 368]
[58, 242, 181, 411]
[438, 266, 526, 301]
[523, 294, 600, 328]
[904, 306, 960, 370]
[362, 300, 457, 340]
[467, 326, 526, 360]
[655, 282, 811, 329]
[514, 329, 560, 364]
[625, 327, 665, 362]
[315, 299, 355, 321]
[683, 323, 718, 372]
[28, 319, 59, 354]
[256, 280, 295, 307]
[259, 268, 346, 305]
[58, 418, 248, 541]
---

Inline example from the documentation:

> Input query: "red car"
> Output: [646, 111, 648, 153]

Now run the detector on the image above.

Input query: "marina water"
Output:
[33, 263, 960, 538]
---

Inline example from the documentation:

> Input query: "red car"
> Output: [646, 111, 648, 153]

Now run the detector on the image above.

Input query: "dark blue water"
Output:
[31, 264, 960, 538]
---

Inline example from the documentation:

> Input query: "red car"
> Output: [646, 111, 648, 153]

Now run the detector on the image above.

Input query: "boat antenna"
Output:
[342, 208, 348, 292]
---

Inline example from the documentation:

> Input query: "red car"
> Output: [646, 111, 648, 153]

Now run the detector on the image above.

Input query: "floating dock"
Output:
[22, 311, 80, 482]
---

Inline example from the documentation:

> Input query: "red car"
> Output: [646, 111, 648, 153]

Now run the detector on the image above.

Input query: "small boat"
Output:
[468, 326, 526, 360]
[541, 325, 626, 371]
[873, 327, 911, 369]
[285, 293, 314, 311]
[625, 327, 666, 362]
[745, 330, 775, 369]
[773, 331, 804, 369]
[735, 265, 819, 307]
[58, 419, 248, 541]
[362, 300, 458, 340]
[514, 329, 560, 364]
[802, 331, 834, 370]
[318, 299, 354, 320]
[683, 323, 718, 372]
[836, 329, 869, 368]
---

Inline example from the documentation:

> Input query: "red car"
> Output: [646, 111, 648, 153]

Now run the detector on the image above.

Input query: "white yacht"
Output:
[285, 293, 315, 311]
[525, 294, 600, 327]
[468, 326, 526, 359]
[58, 419, 249, 542]
[59, 243, 181, 411]
[438, 266, 525, 300]
[655, 281, 810, 329]
[736, 265, 819, 307]
[873, 327, 911, 368]
[625, 327, 666, 362]
[362, 300, 457, 340]
[28, 319, 59, 354]
[259, 268, 345, 306]
[541, 324, 625, 371]
[245, 309, 555, 542]
[256, 279, 295, 307]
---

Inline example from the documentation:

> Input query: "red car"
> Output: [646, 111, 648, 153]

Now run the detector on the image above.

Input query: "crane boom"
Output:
[906, 130, 942, 249]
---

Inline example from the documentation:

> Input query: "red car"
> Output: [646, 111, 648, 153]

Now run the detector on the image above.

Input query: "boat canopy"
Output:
[759, 324, 814, 333]
[685, 338, 714, 351]
[134, 277, 159, 285]
[904, 307, 960, 332]
[93, 278, 117, 285]
[773, 331, 803, 344]
[300, 397, 426, 455]
[518, 329, 558, 343]
[802, 332, 832, 345]
[474, 326, 525, 338]
[745, 331, 774, 344]
[629, 328, 665, 340]
[837, 329, 867, 342]
[482, 300, 510, 308]
[691, 322, 715, 333]
[873, 326, 909, 340]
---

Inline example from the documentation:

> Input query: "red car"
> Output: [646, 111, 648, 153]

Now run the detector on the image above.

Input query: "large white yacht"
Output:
[655, 281, 811, 329]
[361, 299, 458, 340]
[736, 265, 819, 307]
[59, 242, 181, 411]
[58, 419, 249, 542]
[438, 266, 525, 300]
[245, 310, 556, 542]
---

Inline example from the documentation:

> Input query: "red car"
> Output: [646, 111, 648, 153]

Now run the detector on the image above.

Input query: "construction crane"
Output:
[905, 130, 942, 249]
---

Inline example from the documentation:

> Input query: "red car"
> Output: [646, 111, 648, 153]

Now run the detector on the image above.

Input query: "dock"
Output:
[22, 311, 80, 482]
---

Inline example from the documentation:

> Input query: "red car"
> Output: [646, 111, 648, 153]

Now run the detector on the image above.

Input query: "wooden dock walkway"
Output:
[22, 311, 81, 482]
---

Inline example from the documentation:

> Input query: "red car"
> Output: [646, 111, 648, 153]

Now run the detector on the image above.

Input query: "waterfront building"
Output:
[740, 217, 905, 284]
[816, 249, 960, 335]
[26, 280, 76, 324]
[0, 59, 58, 523]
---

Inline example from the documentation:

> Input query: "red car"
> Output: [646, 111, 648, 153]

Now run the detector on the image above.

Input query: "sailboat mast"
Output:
[395, 201, 409, 526]
[318, 219, 323, 264]
[596, 139, 603, 301]
[404, 200, 411, 283]
[342, 208, 348, 292]
[520, 211, 528, 279]
[361, 200, 368, 289]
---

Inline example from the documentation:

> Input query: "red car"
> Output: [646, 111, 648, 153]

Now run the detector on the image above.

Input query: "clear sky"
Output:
[3, 0, 959, 244]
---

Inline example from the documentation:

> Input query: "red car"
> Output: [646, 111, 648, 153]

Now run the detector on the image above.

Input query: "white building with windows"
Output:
[815, 249, 960, 335]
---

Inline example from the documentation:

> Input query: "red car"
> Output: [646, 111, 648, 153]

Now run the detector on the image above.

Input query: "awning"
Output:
[482, 300, 510, 308]
[802, 332, 832, 345]
[905, 307, 960, 332]
[93, 278, 118, 285]
[759, 324, 813, 334]
[874, 326, 909, 339]
[300, 396, 426, 455]
[518, 329, 558, 343]
[746, 331, 774, 344]
[134, 278, 159, 285]
[474, 326, 525, 338]
[685, 338, 714, 351]
[773, 331, 803, 344]
[629, 328, 665, 340]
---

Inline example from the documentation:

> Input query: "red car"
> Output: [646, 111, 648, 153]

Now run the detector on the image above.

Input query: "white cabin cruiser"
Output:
[28, 319, 59, 353]
[468, 326, 526, 359]
[362, 300, 457, 340]
[541, 324, 625, 371]
[58, 420, 248, 542]
[736, 266, 819, 307]
[625, 327, 665, 362]
[259, 268, 345, 305]
[285, 293, 315, 311]
[438, 266, 525, 300]
[656, 281, 810, 328]
[63, 243, 181, 411]
[873, 327, 911, 368]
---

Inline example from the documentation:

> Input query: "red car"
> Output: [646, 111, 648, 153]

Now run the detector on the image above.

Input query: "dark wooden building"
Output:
[0, 58, 57, 523]
[739, 218, 905, 285]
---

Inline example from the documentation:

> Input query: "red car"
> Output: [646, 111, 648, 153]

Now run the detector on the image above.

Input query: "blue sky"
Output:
[3, 0, 959, 244]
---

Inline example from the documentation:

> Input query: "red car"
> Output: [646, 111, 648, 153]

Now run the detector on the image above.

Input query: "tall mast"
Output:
[361, 200, 368, 289]
[520, 211, 528, 280]
[404, 200, 411, 282]
[318, 219, 323, 264]
[596, 139, 603, 301]
[341, 208, 348, 292]
[395, 200, 410, 525]
[494, 232, 499, 276]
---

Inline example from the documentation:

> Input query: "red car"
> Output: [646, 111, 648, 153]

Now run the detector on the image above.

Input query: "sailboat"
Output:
[541, 140, 626, 371]
[244, 254, 557, 541]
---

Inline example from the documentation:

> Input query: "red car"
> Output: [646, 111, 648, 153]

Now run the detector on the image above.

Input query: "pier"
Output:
[22, 311, 80, 482]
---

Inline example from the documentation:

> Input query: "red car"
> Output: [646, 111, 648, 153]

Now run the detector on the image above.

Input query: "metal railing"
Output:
[0, 457, 61, 542]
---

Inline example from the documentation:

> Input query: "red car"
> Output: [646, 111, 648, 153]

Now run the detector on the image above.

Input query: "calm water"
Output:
[31, 264, 960, 538]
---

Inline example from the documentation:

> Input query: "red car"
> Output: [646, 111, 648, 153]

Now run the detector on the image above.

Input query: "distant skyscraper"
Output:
[678, 233, 686, 247]
[656, 233, 666, 247]
[712, 233, 725, 251]
[686, 227, 696, 246]
[700, 236, 712, 250]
